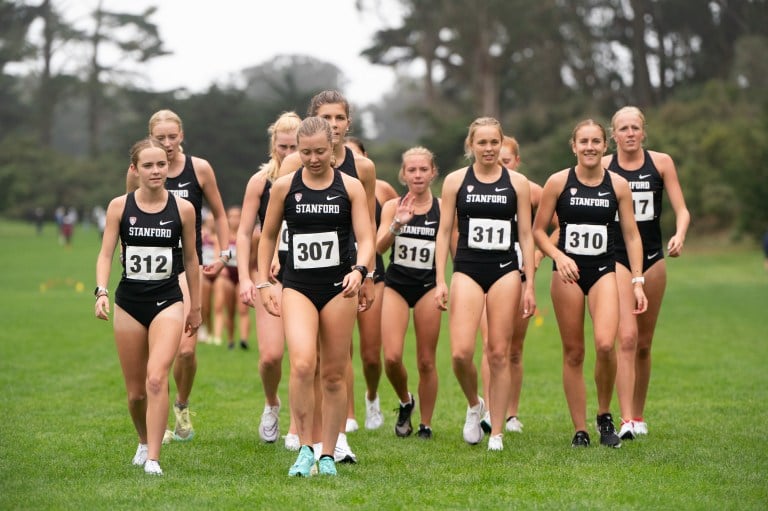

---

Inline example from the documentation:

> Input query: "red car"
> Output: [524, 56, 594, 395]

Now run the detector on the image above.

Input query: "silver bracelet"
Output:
[255, 282, 273, 289]
[389, 223, 402, 236]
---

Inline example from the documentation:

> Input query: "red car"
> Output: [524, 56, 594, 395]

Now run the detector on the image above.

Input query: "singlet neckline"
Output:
[470, 164, 505, 185]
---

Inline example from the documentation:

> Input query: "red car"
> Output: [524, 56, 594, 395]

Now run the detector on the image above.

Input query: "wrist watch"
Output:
[220, 250, 232, 262]
[351, 265, 368, 279]
[94, 286, 108, 297]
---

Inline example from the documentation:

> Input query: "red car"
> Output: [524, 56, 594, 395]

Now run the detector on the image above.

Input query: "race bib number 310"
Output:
[125, 246, 173, 280]
[564, 224, 608, 256]
[292, 231, 340, 269]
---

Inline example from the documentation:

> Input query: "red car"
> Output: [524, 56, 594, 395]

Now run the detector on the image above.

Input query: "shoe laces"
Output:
[396, 400, 413, 424]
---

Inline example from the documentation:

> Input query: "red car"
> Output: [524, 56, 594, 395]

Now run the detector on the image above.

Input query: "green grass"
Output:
[0, 219, 766, 510]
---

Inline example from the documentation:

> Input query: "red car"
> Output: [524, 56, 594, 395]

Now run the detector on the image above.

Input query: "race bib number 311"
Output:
[468, 218, 512, 251]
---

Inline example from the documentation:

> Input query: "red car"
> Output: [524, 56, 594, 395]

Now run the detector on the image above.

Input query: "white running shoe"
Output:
[258, 400, 281, 443]
[364, 395, 384, 430]
[334, 433, 357, 463]
[488, 434, 504, 451]
[619, 420, 636, 440]
[132, 444, 148, 466]
[144, 459, 163, 476]
[634, 421, 648, 435]
[345, 418, 359, 433]
[505, 416, 524, 433]
[463, 397, 486, 445]
[173, 404, 195, 441]
[283, 433, 300, 451]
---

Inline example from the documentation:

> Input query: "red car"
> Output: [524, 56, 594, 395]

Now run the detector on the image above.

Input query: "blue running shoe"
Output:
[288, 445, 316, 477]
[318, 455, 337, 476]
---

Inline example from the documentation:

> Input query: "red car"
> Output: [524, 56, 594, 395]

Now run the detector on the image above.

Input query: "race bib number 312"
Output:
[125, 246, 173, 280]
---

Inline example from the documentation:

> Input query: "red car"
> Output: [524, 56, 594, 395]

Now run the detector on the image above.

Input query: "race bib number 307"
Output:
[125, 246, 173, 280]
[292, 231, 340, 269]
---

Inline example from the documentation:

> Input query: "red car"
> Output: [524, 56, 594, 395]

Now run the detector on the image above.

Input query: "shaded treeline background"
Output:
[1, 0, 766, 240]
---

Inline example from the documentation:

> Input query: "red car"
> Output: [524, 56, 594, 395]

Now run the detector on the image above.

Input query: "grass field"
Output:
[0, 219, 766, 510]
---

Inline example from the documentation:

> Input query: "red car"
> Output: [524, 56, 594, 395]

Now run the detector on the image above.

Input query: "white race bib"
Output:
[278, 220, 289, 252]
[393, 237, 435, 270]
[125, 246, 173, 280]
[468, 218, 512, 251]
[292, 231, 340, 269]
[564, 224, 608, 256]
[631, 191, 655, 222]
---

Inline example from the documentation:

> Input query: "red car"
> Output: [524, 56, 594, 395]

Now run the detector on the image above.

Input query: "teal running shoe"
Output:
[288, 445, 316, 477]
[318, 455, 337, 476]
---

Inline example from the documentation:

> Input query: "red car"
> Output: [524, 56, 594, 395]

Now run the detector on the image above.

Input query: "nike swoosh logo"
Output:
[638, 174, 651, 179]
[159, 220, 173, 226]
[647, 251, 659, 260]
[177, 182, 191, 188]
[327, 195, 341, 201]
[333, 281, 343, 287]
[424, 220, 437, 225]
[598, 192, 610, 197]
[156, 300, 167, 306]
[598, 266, 607, 272]
[499, 261, 513, 268]
[495, 187, 509, 192]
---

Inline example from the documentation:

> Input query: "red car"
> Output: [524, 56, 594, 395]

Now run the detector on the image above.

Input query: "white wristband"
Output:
[631, 277, 645, 285]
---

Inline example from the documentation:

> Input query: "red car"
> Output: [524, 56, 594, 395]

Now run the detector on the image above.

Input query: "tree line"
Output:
[1, 0, 766, 239]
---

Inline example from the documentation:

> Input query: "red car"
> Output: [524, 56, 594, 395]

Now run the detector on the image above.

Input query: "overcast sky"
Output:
[43, 0, 404, 106]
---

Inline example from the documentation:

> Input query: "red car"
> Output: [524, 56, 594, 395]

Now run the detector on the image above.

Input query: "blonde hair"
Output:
[501, 136, 520, 158]
[610, 106, 646, 132]
[260, 111, 301, 182]
[464, 117, 504, 160]
[399, 146, 438, 185]
[148, 109, 183, 134]
[129, 137, 165, 168]
[297, 117, 333, 145]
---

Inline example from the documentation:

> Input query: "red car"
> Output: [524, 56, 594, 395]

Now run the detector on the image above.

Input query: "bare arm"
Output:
[179, 198, 202, 333]
[434, 170, 462, 310]
[257, 175, 289, 317]
[651, 151, 690, 257]
[614, 174, 648, 314]
[195, 157, 229, 276]
[237, 172, 265, 307]
[511, 171, 536, 317]
[94, 196, 124, 321]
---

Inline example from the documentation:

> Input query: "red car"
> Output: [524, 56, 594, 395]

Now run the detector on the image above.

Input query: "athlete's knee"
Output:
[562, 344, 585, 367]
[290, 359, 316, 382]
[594, 338, 615, 359]
[416, 356, 436, 376]
[126, 390, 147, 406]
[145, 374, 166, 396]
[321, 370, 345, 394]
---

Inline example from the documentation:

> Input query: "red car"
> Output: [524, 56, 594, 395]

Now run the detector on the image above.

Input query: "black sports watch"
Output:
[351, 265, 368, 279]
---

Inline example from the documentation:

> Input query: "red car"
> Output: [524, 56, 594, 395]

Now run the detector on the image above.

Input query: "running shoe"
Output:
[239, 339, 249, 350]
[284, 433, 300, 451]
[619, 420, 636, 440]
[416, 424, 433, 440]
[173, 403, 195, 441]
[318, 455, 337, 476]
[365, 394, 384, 430]
[288, 445, 316, 477]
[258, 401, 280, 443]
[488, 433, 504, 451]
[480, 411, 492, 434]
[345, 418, 359, 433]
[634, 420, 648, 435]
[144, 459, 163, 476]
[505, 416, 524, 433]
[131, 444, 148, 466]
[162, 429, 174, 444]
[334, 433, 357, 463]
[596, 413, 622, 448]
[463, 398, 486, 445]
[571, 430, 590, 447]
[395, 393, 415, 438]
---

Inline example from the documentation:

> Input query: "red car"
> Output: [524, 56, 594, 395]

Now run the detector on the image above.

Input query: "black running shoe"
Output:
[239, 339, 249, 350]
[596, 413, 622, 448]
[416, 424, 432, 440]
[571, 430, 590, 447]
[395, 393, 415, 437]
